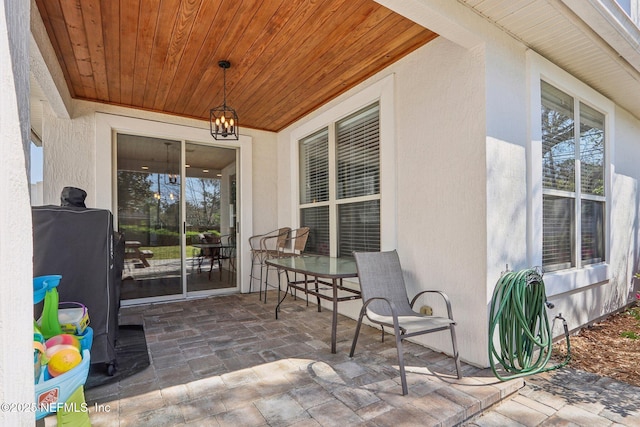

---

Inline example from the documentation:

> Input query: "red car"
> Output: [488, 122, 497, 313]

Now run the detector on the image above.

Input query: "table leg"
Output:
[316, 278, 322, 312]
[331, 278, 338, 354]
[275, 270, 291, 320]
[140, 253, 150, 267]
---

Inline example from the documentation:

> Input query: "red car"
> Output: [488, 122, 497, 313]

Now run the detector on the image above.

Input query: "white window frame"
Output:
[29, 131, 44, 206]
[527, 51, 614, 296]
[290, 74, 397, 256]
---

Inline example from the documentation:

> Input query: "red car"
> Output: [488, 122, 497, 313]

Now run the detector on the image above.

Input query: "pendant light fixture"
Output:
[164, 142, 178, 185]
[154, 142, 178, 201]
[210, 60, 239, 140]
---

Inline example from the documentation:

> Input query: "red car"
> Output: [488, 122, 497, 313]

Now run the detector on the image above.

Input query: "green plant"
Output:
[628, 306, 640, 321]
[620, 331, 639, 340]
[621, 300, 640, 339]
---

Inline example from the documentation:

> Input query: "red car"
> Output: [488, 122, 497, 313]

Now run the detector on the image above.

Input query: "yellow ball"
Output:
[47, 348, 82, 377]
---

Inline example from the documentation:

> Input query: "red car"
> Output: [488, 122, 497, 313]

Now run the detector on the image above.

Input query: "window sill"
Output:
[543, 263, 610, 297]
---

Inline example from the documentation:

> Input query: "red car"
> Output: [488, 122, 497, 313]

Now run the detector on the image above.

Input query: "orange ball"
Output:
[47, 348, 82, 377]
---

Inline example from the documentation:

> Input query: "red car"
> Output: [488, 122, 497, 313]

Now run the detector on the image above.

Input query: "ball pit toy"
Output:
[33, 275, 92, 424]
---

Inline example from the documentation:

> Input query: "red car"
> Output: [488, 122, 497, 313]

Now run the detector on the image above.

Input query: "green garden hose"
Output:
[489, 268, 571, 381]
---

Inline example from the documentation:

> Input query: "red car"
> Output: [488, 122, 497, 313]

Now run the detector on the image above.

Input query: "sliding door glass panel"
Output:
[185, 143, 237, 292]
[117, 135, 182, 300]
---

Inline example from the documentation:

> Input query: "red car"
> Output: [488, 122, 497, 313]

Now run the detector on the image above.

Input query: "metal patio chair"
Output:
[349, 250, 462, 395]
[219, 233, 236, 283]
[262, 226, 311, 303]
[248, 227, 291, 298]
[200, 233, 223, 280]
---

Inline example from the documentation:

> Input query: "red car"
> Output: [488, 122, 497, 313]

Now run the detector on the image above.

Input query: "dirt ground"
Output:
[552, 303, 640, 388]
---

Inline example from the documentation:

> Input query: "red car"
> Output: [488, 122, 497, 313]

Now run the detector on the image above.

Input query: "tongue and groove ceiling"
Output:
[35, 0, 438, 132]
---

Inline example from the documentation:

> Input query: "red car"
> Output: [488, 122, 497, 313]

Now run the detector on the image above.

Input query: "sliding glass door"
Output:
[185, 142, 237, 293]
[116, 134, 237, 302]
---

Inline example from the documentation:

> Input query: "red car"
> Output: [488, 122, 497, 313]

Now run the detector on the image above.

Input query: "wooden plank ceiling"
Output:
[35, 0, 437, 132]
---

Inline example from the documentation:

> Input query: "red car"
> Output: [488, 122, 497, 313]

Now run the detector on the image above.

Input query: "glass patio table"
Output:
[265, 255, 361, 353]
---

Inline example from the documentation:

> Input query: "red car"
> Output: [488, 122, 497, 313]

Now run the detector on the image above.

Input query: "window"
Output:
[615, 0, 631, 16]
[30, 132, 44, 206]
[541, 81, 605, 272]
[299, 103, 381, 257]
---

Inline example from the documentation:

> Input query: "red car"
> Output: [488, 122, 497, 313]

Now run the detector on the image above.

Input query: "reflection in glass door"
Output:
[116, 134, 238, 302]
[185, 142, 237, 293]
[117, 136, 182, 300]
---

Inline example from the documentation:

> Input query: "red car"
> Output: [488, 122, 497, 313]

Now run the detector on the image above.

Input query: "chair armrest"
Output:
[410, 290, 454, 320]
[259, 234, 278, 252]
[259, 229, 290, 252]
[249, 228, 288, 251]
[362, 297, 410, 335]
[249, 234, 263, 250]
[250, 231, 274, 250]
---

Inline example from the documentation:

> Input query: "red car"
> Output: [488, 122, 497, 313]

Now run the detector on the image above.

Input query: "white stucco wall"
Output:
[472, 17, 640, 362]
[394, 39, 487, 364]
[41, 103, 94, 205]
[1, 1, 35, 425]
[412, 0, 640, 364]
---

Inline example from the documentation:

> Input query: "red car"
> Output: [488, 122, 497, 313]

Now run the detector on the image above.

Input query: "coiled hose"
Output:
[489, 268, 571, 381]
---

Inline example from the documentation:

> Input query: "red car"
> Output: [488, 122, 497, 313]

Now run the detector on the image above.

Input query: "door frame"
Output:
[96, 113, 253, 301]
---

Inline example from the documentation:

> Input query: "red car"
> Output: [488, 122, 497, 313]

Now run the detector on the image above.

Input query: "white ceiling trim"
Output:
[560, 0, 640, 70]
[457, 0, 640, 119]
[374, 0, 483, 48]
[29, 0, 72, 120]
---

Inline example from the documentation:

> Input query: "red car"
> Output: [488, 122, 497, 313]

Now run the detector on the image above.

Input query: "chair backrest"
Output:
[277, 227, 310, 255]
[203, 233, 221, 256]
[224, 233, 236, 246]
[203, 233, 221, 244]
[292, 227, 310, 252]
[275, 227, 291, 250]
[353, 250, 415, 317]
[250, 227, 288, 250]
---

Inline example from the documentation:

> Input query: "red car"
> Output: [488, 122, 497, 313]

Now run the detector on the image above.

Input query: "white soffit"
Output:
[458, 0, 640, 119]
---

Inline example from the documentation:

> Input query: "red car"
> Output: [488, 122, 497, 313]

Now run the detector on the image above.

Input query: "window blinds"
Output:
[581, 200, 604, 265]
[336, 104, 380, 200]
[299, 129, 329, 204]
[299, 102, 381, 258]
[542, 195, 575, 271]
[300, 206, 330, 255]
[337, 200, 380, 258]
